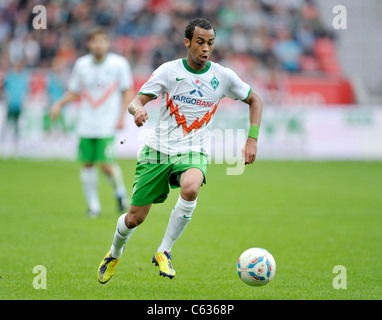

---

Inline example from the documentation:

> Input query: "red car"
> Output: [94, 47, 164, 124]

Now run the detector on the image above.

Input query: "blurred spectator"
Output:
[272, 27, 303, 72]
[0, 15, 11, 44]
[7, 35, 26, 65]
[295, 23, 316, 54]
[249, 26, 275, 68]
[151, 34, 177, 70]
[0, 0, 330, 105]
[23, 33, 41, 67]
[55, 35, 77, 67]
[39, 31, 58, 66]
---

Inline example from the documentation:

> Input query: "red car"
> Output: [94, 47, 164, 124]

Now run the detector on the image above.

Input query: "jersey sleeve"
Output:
[138, 62, 169, 99]
[67, 60, 82, 95]
[119, 58, 134, 91]
[223, 68, 251, 101]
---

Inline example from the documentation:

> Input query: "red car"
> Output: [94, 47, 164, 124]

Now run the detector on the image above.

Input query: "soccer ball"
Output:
[237, 248, 276, 286]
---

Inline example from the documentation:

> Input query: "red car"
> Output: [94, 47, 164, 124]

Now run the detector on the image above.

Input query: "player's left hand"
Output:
[50, 102, 61, 121]
[242, 138, 257, 165]
[134, 108, 148, 127]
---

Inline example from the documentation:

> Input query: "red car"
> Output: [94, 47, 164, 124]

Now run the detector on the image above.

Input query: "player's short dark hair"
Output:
[185, 18, 216, 41]
[87, 27, 109, 41]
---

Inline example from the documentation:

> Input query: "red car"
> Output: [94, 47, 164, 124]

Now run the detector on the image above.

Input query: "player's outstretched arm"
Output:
[50, 90, 80, 120]
[116, 88, 134, 130]
[128, 94, 154, 127]
[242, 91, 263, 165]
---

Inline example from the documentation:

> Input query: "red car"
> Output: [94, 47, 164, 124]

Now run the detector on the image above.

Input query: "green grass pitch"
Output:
[0, 159, 381, 300]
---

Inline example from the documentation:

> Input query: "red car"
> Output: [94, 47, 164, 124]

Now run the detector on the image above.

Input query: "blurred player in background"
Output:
[1, 60, 29, 157]
[50, 28, 134, 218]
[44, 58, 68, 139]
[97, 18, 263, 283]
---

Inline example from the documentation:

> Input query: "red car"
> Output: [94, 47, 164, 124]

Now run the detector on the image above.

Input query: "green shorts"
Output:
[43, 112, 66, 132]
[130, 145, 208, 206]
[78, 137, 116, 163]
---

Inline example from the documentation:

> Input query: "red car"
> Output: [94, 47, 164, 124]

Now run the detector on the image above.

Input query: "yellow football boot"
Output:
[97, 250, 120, 284]
[152, 251, 176, 279]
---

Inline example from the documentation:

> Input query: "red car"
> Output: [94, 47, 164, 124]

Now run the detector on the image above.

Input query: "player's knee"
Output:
[125, 211, 144, 228]
[180, 169, 204, 200]
[125, 214, 140, 228]
[181, 182, 200, 201]
[100, 163, 113, 175]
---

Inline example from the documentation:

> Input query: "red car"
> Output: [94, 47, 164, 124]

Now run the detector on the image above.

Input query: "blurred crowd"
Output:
[0, 0, 331, 105]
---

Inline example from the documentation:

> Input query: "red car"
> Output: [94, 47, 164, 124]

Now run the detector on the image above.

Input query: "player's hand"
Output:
[49, 102, 61, 121]
[134, 108, 148, 127]
[242, 138, 257, 165]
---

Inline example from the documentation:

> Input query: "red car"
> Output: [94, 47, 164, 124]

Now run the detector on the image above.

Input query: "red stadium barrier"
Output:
[286, 75, 354, 104]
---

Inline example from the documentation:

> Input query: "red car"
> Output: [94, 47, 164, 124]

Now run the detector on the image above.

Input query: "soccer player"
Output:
[1, 61, 29, 157]
[50, 28, 134, 218]
[97, 18, 263, 282]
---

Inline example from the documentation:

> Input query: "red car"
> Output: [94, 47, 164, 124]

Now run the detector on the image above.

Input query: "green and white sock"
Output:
[80, 167, 101, 213]
[104, 164, 127, 199]
[110, 213, 136, 258]
[157, 195, 197, 253]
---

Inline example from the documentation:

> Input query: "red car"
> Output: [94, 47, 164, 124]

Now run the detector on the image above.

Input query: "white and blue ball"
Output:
[237, 248, 276, 286]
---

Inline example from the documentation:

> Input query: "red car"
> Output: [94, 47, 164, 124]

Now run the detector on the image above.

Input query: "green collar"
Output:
[182, 58, 211, 74]
[92, 53, 109, 65]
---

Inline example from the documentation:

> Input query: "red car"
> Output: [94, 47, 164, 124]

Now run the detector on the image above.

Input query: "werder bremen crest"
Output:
[210, 74, 219, 90]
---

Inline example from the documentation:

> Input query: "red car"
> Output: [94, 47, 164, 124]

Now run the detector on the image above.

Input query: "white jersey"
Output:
[139, 58, 251, 155]
[68, 53, 133, 138]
